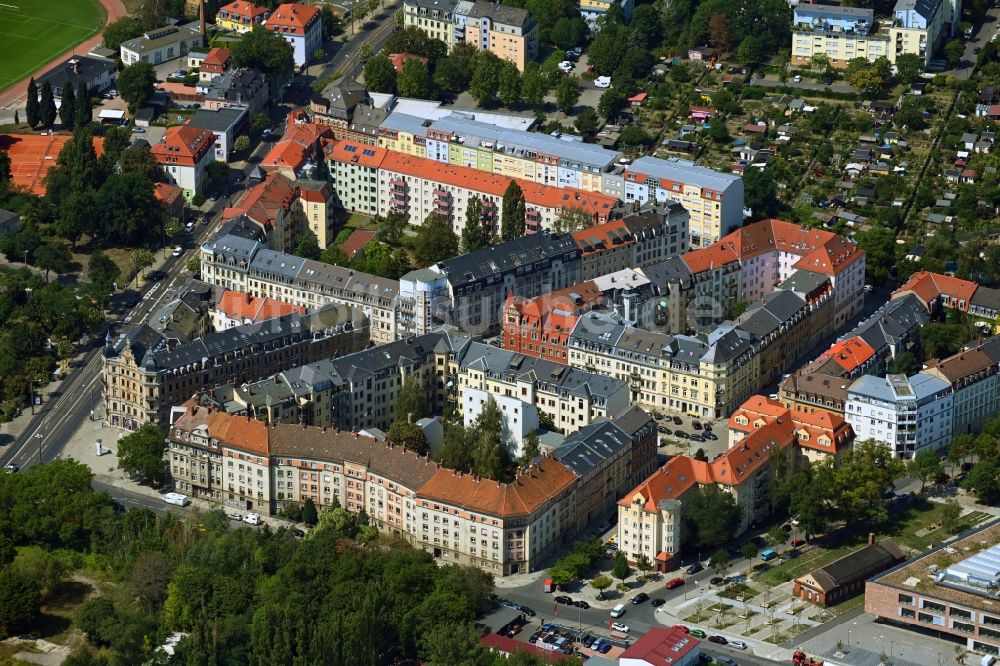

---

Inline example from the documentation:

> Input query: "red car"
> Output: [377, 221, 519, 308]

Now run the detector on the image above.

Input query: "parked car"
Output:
[558, 60, 574, 73]
[707, 635, 728, 645]
[651, 598, 666, 608]
[185, 221, 195, 232]
[610, 622, 629, 633]
[666, 577, 685, 589]
[791, 538, 806, 547]
[292, 528, 306, 538]
[674, 431, 688, 439]
[672, 625, 689, 633]
[631, 592, 649, 604]
[243, 512, 261, 525]
[594, 76, 612, 88]
[692, 422, 702, 430]
[689, 629, 707, 638]
[146, 270, 165, 282]
[672, 416, 682, 425]
[689, 434, 705, 442]
[590, 638, 603, 651]
[227, 511, 242, 521]
[729, 639, 747, 650]
[132, 127, 146, 133]
[710, 576, 724, 585]
[521, 606, 537, 617]
[793, 74, 802, 82]
[555, 596, 573, 605]
[4, 464, 19, 473]
[571, 47, 583, 57]
[657, 425, 671, 434]
[598, 642, 612, 654]
[686, 563, 703, 574]
[172, 246, 183, 256]
[573, 600, 590, 609]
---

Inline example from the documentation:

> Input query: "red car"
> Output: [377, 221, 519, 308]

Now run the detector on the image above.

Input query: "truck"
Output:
[163, 492, 190, 506]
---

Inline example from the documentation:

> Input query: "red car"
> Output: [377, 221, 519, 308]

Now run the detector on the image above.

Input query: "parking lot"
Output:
[653, 411, 731, 459]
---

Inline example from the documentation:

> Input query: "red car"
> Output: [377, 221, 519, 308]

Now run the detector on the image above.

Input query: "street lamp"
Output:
[35, 432, 43, 464]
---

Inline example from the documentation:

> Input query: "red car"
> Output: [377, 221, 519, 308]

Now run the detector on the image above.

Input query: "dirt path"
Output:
[0, 0, 127, 119]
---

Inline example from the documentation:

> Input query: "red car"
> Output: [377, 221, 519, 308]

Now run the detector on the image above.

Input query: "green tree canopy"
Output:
[387, 420, 430, 455]
[683, 485, 742, 551]
[231, 25, 294, 80]
[364, 53, 398, 94]
[117, 61, 156, 114]
[413, 213, 459, 266]
[117, 423, 166, 483]
[500, 181, 526, 242]
[461, 196, 491, 253]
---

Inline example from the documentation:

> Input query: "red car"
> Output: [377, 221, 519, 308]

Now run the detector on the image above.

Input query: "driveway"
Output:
[755, 73, 855, 95]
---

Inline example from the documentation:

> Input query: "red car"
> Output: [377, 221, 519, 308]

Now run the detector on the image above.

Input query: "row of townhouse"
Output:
[617, 395, 855, 570]
[373, 112, 742, 248]
[102, 302, 369, 431]
[403, 0, 538, 71]
[199, 234, 401, 343]
[792, 0, 961, 68]
[167, 400, 656, 575]
[565, 275, 835, 420]
[894, 270, 1000, 332]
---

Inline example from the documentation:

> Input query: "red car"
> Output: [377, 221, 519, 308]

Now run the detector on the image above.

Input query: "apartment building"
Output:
[453, 1, 538, 72]
[200, 234, 401, 343]
[211, 290, 304, 330]
[893, 271, 1000, 331]
[226, 329, 467, 431]
[923, 347, 1000, 437]
[186, 106, 248, 163]
[454, 341, 630, 435]
[579, 0, 633, 29]
[199, 47, 232, 81]
[215, 1, 269, 33]
[403, 0, 460, 47]
[840, 292, 929, 361]
[889, 0, 961, 65]
[403, 231, 583, 336]
[102, 303, 368, 430]
[728, 395, 855, 463]
[791, 4, 889, 67]
[121, 23, 204, 66]
[779, 365, 853, 418]
[202, 68, 270, 117]
[619, 200, 690, 267]
[617, 417, 797, 570]
[223, 172, 331, 252]
[462, 389, 539, 457]
[865, 519, 1000, 656]
[846, 373, 954, 459]
[502, 281, 605, 363]
[151, 124, 216, 200]
[309, 77, 389, 145]
[260, 117, 333, 180]
[264, 3, 322, 67]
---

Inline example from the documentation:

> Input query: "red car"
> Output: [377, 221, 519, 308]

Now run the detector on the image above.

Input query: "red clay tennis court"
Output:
[0, 133, 104, 195]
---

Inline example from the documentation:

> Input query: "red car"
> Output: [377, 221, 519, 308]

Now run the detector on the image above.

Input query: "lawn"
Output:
[0, 0, 106, 91]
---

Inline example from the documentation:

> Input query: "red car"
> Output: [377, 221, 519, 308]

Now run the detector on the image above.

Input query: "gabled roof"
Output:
[202, 47, 232, 69]
[223, 171, 298, 229]
[264, 2, 320, 32]
[803, 539, 905, 591]
[261, 122, 332, 172]
[817, 336, 877, 373]
[893, 271, 978, 311]
[215, 290, 304, 323]
[151, 124, 215, 165]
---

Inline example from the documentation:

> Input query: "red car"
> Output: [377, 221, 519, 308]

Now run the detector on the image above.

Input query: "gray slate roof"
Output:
[553, 421, 631, 478]
[437, 231, 580, 288]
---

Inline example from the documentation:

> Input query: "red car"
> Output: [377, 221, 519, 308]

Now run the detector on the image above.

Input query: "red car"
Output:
[666, 577, 686, 589]
[672, 625, 689, 633]
[791, 538, 806, 547]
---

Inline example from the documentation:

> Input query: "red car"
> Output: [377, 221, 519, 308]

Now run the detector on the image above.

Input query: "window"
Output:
[898, 594, 914, 606]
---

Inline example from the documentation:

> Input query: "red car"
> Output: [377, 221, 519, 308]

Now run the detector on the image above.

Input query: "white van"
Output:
[610, 604, 626, 618]
[243, 512, 261, 526]
[163, 492, 190, 506]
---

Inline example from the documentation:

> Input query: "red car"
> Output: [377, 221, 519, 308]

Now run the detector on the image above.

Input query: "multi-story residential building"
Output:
[462, 389, 539, 458]
[453, 1, 538, 72]
[617, 417, 796, 570]
[454, 341, 630, 435]
[502, 281, 605, 362]
[202, 68, 270, 117]
[264, 3, 322, 67]
[102, 303, 368, 430]
[121, 23, 204, 66]
[846, 373, 954, 458]
[728, 395, 855, 463]
[894, 271, 978, 315]
[889, 0, 961, 66]
[619, 200, 690, 267]
[573, 219, 637, 281]
[260, 116, 333, 180]
[970, 286, 1000, 332]
[923, 347, 1000, 437]
[228, 329, 467, 431]
[309, 77, 389, 145]
[215, 1, 269, 33]
[553, 408, 656, 526]
[608, 156, 743, 248]
[150, 124, 216, 200]
[840, 292, 929, 361]
[186, 106, 248, 162]
[37, 56, 116, 98]
[579, 0, 633, 29]
[210, 290, 304, 330]
[791, 4, 889, 67]
[779, 363, 853, 418]
[223, 171, 331, 252]
[403, 0, 460, 47]
[812, 336, 883, 378]
[199, 47, 232, 81]
[200, 234, 401, 343]
[399, 231, 583, 336]
[865, 519, 1000, 656]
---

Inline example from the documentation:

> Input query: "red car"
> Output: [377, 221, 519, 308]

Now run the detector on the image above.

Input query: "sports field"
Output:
[0, 0, 106, 91]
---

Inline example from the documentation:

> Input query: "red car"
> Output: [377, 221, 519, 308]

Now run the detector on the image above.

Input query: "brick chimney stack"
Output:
[199, 0, 207, 46]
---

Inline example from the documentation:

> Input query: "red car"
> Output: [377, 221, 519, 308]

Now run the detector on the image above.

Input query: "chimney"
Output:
[199, 0, 207, 45]
[868, 532, 875, 546]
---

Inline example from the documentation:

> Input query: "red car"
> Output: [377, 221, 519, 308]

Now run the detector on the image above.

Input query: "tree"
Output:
[364, 53, 397, 94]
[550, 16, 588, 49]
[635, 553, 653, 581]
[13, 547, 66, 599]
[847, 58, 888, 93]
[358, 41, 374, 64]
[39, 80, 56, 130]
[88, 251, 120, 295]
[59, 83, 76, 131]
[413, 213, 458, 266]
[461, 196, 491, 253]
[940, 499, 962, 534]
[231, 26, 294, 81]
[553, 207, 592, 233]
[684, 485, 742, 551]
[0, 569, 40, 632]
[741, 542, 759, 560]
[856, 224, 896, 283]
[375, 211, 406, 245]
[766, 525, 788, 546]
[75, 597, 118, 647]
[744, 165, 779, 220]
[394, 377, 430, 421]
[0, 149, 10, 189]
[234, 135, 250, 152]
[555, 76, 581, 114]
[301, 497, 318, 526]
[620, 126, 654, 148]
[895, 53, 923, 85]
[117, 422, 166, 482]
[35, 241, 71, 279]
[963, 460, 1000, 503]
[102, 16, 144, 51]
[433, 57, 467, 98]
[736, 35, 765, 67]
[387, 421, 429, 455]
[398, 58, 431, 98]
[500, 181, 525, 242]
[598, 88, 627, 119]
[574, 108, 600, 135]
[321, 5, 342, 38]
[497, 62, 522, 107]
[469, 51, 503, 107]
[944, 39, 964, 67]
[590, 574, 612, 599]
[518, 431, 540, 467]
[709, 549, 731, 578]
[75, 80, 91, 128]
[131, 248, 155, 284]
[909, 448, 943, 491]
[520, 63, 548, 110]
[293, 230, 321, 260]
[708, 12, 732, 52]
[468, 396, 509, 480]
[251, 112, 270, 134]
[612, 550, 631, 586]
[118, 61, 156, 114]
[185, 256, 200, 273]
[25, 78, 39, 128]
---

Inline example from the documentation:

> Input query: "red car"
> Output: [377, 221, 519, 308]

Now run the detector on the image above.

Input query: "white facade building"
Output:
[462, 388, 539, 459]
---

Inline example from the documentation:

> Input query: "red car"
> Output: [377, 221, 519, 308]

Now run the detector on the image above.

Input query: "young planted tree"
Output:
[612, 550, 631, 588]
[590, 574, 613, 600]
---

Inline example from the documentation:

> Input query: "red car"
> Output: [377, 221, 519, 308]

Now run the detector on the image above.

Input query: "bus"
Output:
[163, 492, 190, 506]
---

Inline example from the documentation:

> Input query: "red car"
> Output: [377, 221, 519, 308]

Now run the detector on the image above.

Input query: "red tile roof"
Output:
[417, 458, 577, 518]
[506, 281, 605, 319]
[224, 171, 299, 229]
[0, 133, 105, 195]
[264, 2, 320, 32]
[893, 271, 978, 312]
[151, 124, 215, 166]
[218, 0, 268, 20]
[215, 290, 304, 323]
[621, 627, 700, 665]
[388, 53, 429, 72]
[727, 395, 853, 455]
[202, 47, 232, 69]
[261, 121, 332, 173]
[817, 336, 876, 374]
[338, 229, 377, 259]
[154, 182, 183, 206]
[571, 219, 633, 256]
